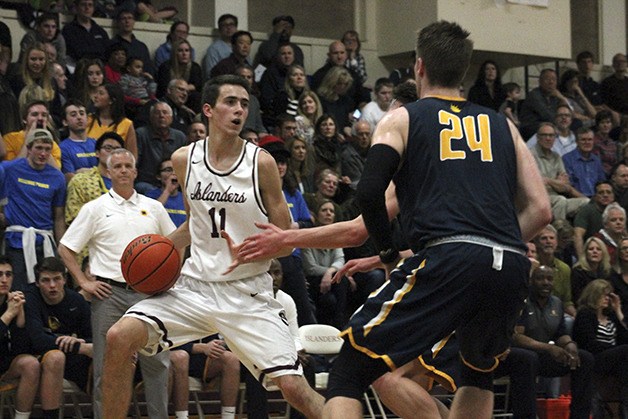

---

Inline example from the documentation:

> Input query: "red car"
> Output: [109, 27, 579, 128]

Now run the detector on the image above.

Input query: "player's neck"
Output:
[420, 85, 461, 100]
[206, 134, 244, 168]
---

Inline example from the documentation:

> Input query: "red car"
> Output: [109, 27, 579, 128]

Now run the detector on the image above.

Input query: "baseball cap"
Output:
[260, 136, 290, 163]
[26, 128, 54, 145]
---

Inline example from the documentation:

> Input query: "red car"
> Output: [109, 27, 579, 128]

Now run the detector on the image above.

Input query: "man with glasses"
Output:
[562, 127, 606, 197]
[203, 14, 239, 81]
[527, 104, 577, 156]
[24, 257, 92, 419]
[135, 101, 187, 194]
[530, 122, 589, 220]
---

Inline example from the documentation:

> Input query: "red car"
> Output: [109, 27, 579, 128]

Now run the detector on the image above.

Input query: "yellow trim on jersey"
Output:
[340, 327, 396, 370]
[362, 258, 425, 337]
[423, 94, 466, 102]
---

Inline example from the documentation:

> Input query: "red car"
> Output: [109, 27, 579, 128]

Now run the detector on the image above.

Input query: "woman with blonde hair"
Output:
[273, 64, 309, 118]
[156, 39, 202, 112]
[573, 279, 628, 416]
[296, 90, 322, 144]
[317, 66, 354, 130]
[572, 236, 612, 305]
[10, 42, 54, 102]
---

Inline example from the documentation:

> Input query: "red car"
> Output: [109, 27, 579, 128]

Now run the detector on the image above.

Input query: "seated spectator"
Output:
[143, 78, 195, 132]
[530, 122, 589, 220]
[562, 127, 606, 197]
[260, 139, 316, 326]
[571, 237, 612, 306]
[103, 42, 127, 84]
[120, 56, 156, 112]
[156, 39, 202, 113]
[312, 114, 346, 178]
[24, 257, 93, 419]
[0, 256, 42, 419]
[0, 50, 21, 135]
[3, 100, 61, 167]
[145, 158, 186, 227]
[593, 202, 626, 270]
[519, 68, 569, 140]
[593, 110, 617, 175]
[304, 168, 346, 222]
[296, 90, 323, 144]
[187, 121, 206, 143]
[86, 83, 138, 158]
[611, 162, 628, 213]
[527, 104, 577, 156]
[240, 128, 258, 145]
[317, 66, 355, 132]
[576, 51, 603, 107]
[235, 65, 265, 135]
[499, 82, 522, 127]
[19, 12, 66, 67]
[361, 77, 393, 129]
[109, 9, 156, 76]
[511, 265, 594, 418]
[302, 200, 350, 329]
[342, 30, 367, 85]
[50, 62, 69, 129]
[210, 31, 253, 79]
[254, 15, 304, 68]
[535, 225, 576, 317]
[467, 60, 506, 111]
[71, 58, 104, 112]
[274, 113, 297, 143]
[600, 53, 628, 116]
[154, 21, 195, 70]
[559, 68, 597, 128]
[169, 334, 240, 419]
[2, 129, 66, 289]
[341, 119, 371, 189]
[259, 44, 297, 121]
[286, 136, 315, 194]
[574, 181, 615, 259]
[61, 0, 109, 66]
[553, 218, 578, 266]
[610, 237, 628, 309]
[60, 100, 97, 182]
[573, 279, 628, 418]
[202, 14, 238, 80]
[10, 42, 55, 102]
[134, 102, 186, 193]
[270, 63, 308, 126]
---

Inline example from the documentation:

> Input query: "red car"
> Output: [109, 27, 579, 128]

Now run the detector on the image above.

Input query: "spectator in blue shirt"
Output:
[563, 127, 607, 197]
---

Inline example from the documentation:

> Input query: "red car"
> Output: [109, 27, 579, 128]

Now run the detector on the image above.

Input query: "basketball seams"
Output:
[121, 234, 180, 294]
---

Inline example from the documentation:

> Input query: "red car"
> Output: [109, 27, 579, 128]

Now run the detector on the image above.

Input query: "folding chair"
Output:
[0, 381, 17, 419]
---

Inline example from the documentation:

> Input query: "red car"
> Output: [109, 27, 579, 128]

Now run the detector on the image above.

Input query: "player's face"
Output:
[64, 105, 87, 133]
[108, 153, 138, 187]
[27, 141, 53, 169]
[0, 264, 13, 296]
[576, 132, 594, 154]
[594, 184, 614, 207]
[37, 271, 66, 305]
[604, 209, 625, 235]
[204, 84, 249, 137]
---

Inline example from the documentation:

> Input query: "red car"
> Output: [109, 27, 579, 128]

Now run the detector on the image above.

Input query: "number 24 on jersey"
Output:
[438, 110, 494, 162]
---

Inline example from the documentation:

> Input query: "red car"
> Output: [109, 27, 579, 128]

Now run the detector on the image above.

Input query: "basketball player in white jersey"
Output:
[101, 75, 325, 419]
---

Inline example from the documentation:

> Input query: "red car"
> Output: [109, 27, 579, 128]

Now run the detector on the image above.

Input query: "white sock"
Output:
[14, 410, 31, 419]
[175, 411, 188, 419]
[221, 406, 236, 419]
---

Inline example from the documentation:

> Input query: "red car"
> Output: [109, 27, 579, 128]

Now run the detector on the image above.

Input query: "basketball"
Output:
[120, 234, 180, 295]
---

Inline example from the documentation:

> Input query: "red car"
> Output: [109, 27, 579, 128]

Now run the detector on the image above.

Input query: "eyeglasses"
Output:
[160, 167, 174, 173]
[101, 145, 122, 151]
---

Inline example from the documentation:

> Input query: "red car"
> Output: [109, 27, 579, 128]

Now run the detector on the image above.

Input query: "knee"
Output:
[16, 355, 40, 382]
[169, 350, 189, 373]
[371, 372, 393, 393]
[106, 317, 147, 353]
[275, 374, 305, 400]
[222, 352, 240, 374]
[41, 350, 66, 374]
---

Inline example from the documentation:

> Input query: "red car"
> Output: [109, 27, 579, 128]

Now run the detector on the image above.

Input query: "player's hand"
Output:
[5, 291, 25, 318]
[238, 222, 287, 262]
[332, 256, 383, 284]
[56, 335, 85, 353]
[204, 340, 226, 359]
[221, 230, 244, 275]
[82, 279, 113, 300]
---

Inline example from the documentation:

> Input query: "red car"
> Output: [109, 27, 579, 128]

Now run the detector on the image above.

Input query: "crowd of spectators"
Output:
[0, 1, 627, 417]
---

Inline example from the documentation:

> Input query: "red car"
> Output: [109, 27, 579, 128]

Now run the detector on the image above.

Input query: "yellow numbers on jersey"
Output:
[438, 110, 493, 162]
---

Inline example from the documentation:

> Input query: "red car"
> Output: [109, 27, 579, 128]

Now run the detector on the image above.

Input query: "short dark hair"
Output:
[596, 110, 613, 126]
[575, 126, 593, 140]
[502, 82, 520, 95]
[63, 99, 86, 118]
[202, 75, 250, 108]
[272, 15, 295, 27]
[95, 131, 125, 151]
[34, 257, 66, 282]
[231, 31, 252, 46]
[374, 77, 393, 93]
[22, 100, 49, 121]
[115, 9, 134, 21]
[393, 80, 418, 105]
[576, 51, 594, 63]
[105, 42, 127, 62]
[416, 21, 473, 88]
[218, 13, 238, 27]
[0, 256, 12, 267]
[276, 113, 296, 128]
[36, 12, 59, 27]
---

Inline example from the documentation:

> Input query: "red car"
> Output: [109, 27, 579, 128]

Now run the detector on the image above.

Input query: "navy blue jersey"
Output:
[394, 96, 525, 251]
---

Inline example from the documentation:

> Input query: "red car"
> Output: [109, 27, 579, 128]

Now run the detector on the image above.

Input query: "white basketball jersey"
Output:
[181, 139, 270, 282]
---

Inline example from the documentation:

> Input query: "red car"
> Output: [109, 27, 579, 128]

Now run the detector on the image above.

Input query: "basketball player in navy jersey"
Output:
[318, 21, 550, 418]
[101, 75, 324, 419]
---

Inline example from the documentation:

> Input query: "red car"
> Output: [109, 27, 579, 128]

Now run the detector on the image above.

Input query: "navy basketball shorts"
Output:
[341, 242, 530, 373]
[418, 332, 460, 392]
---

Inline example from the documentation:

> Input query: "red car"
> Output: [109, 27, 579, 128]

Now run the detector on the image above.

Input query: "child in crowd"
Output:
[500, 82, 521, 127]
[119, 57, 157, 107]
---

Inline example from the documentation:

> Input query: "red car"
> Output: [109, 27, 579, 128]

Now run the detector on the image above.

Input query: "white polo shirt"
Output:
[60, 189, 176, 283]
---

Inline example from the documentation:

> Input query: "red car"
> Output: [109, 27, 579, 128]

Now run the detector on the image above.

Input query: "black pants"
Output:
[279, 255, 316, 326]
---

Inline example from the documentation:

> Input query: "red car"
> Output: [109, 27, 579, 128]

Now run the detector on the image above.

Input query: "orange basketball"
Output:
[120, 234, 180, 295]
